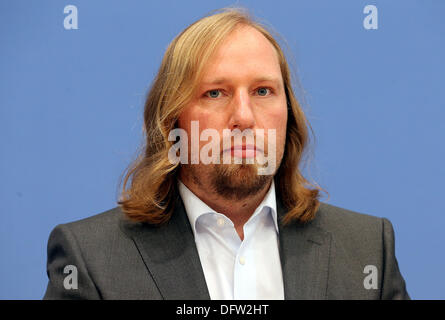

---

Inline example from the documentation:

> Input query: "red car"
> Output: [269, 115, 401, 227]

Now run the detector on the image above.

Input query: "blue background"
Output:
[1, 0, 444, 299]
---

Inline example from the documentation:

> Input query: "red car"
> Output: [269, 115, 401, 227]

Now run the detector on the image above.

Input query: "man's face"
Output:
[177, 25, 288, 199]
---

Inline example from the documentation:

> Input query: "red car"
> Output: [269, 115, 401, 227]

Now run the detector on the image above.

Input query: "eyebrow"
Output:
[201, 76, 282, 86]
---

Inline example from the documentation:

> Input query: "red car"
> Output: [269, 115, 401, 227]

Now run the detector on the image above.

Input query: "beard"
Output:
[186, 156, 274, 201]
[211, 162, 272, 200]
[181, 131, 284, 200]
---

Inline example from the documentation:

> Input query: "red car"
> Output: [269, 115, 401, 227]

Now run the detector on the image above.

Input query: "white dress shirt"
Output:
[178, 179, 284, 300]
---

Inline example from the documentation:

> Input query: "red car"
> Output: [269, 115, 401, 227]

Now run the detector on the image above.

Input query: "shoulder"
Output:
[309, 201, 389, 250]
[49, 206, 130, 249]
[314, 201, 384, 232]
[64, 206, 124, 230]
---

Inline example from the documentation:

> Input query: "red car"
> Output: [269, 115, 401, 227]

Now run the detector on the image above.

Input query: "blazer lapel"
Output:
[120, 195, 210, 299]
[277, 196, 332, 299]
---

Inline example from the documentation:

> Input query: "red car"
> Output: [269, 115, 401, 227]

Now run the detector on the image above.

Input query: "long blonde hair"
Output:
[118, 7, 325, 225]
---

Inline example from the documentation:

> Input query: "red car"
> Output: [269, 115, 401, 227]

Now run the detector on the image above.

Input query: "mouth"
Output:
[223, 144, 263, 158]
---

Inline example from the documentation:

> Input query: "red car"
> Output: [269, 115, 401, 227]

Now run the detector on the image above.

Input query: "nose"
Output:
[228, 88, 256, 131]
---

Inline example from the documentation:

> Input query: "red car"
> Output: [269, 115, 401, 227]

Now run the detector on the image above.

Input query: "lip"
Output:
[222, 144, 264, 159]
[223, 144, 263, 152]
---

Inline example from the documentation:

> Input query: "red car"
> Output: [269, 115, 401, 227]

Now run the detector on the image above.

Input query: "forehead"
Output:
[200, 25, 282, 83]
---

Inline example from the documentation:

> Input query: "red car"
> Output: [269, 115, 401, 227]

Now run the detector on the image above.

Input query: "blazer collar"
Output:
[120, 190, 332, 300]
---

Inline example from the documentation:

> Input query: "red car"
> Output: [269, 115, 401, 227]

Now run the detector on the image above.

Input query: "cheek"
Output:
[265, 106, 287, 160]
[264, 104, 288, 139]
[178, 108, 225, 147]
[178, 106, 212, 131]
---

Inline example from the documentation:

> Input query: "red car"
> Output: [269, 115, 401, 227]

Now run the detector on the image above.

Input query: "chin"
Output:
[212, 163, 271, 199]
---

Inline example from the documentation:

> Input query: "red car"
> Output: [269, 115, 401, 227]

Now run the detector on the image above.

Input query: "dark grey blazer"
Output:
[43, 192, 410, 300]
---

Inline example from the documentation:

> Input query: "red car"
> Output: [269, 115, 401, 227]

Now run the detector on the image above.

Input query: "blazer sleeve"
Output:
[43, 224, 101, 300]
[380, 218, 410, 300]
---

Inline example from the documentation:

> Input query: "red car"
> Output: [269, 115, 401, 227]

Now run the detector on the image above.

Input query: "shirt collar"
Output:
[178, 179, 279, 236]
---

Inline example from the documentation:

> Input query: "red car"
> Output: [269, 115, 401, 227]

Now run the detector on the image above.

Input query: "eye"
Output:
[205, 89, 222, 98]
[256, 87, 271, 96]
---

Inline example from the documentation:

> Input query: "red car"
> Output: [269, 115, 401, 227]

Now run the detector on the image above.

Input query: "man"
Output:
[44, 8, 409, 299]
